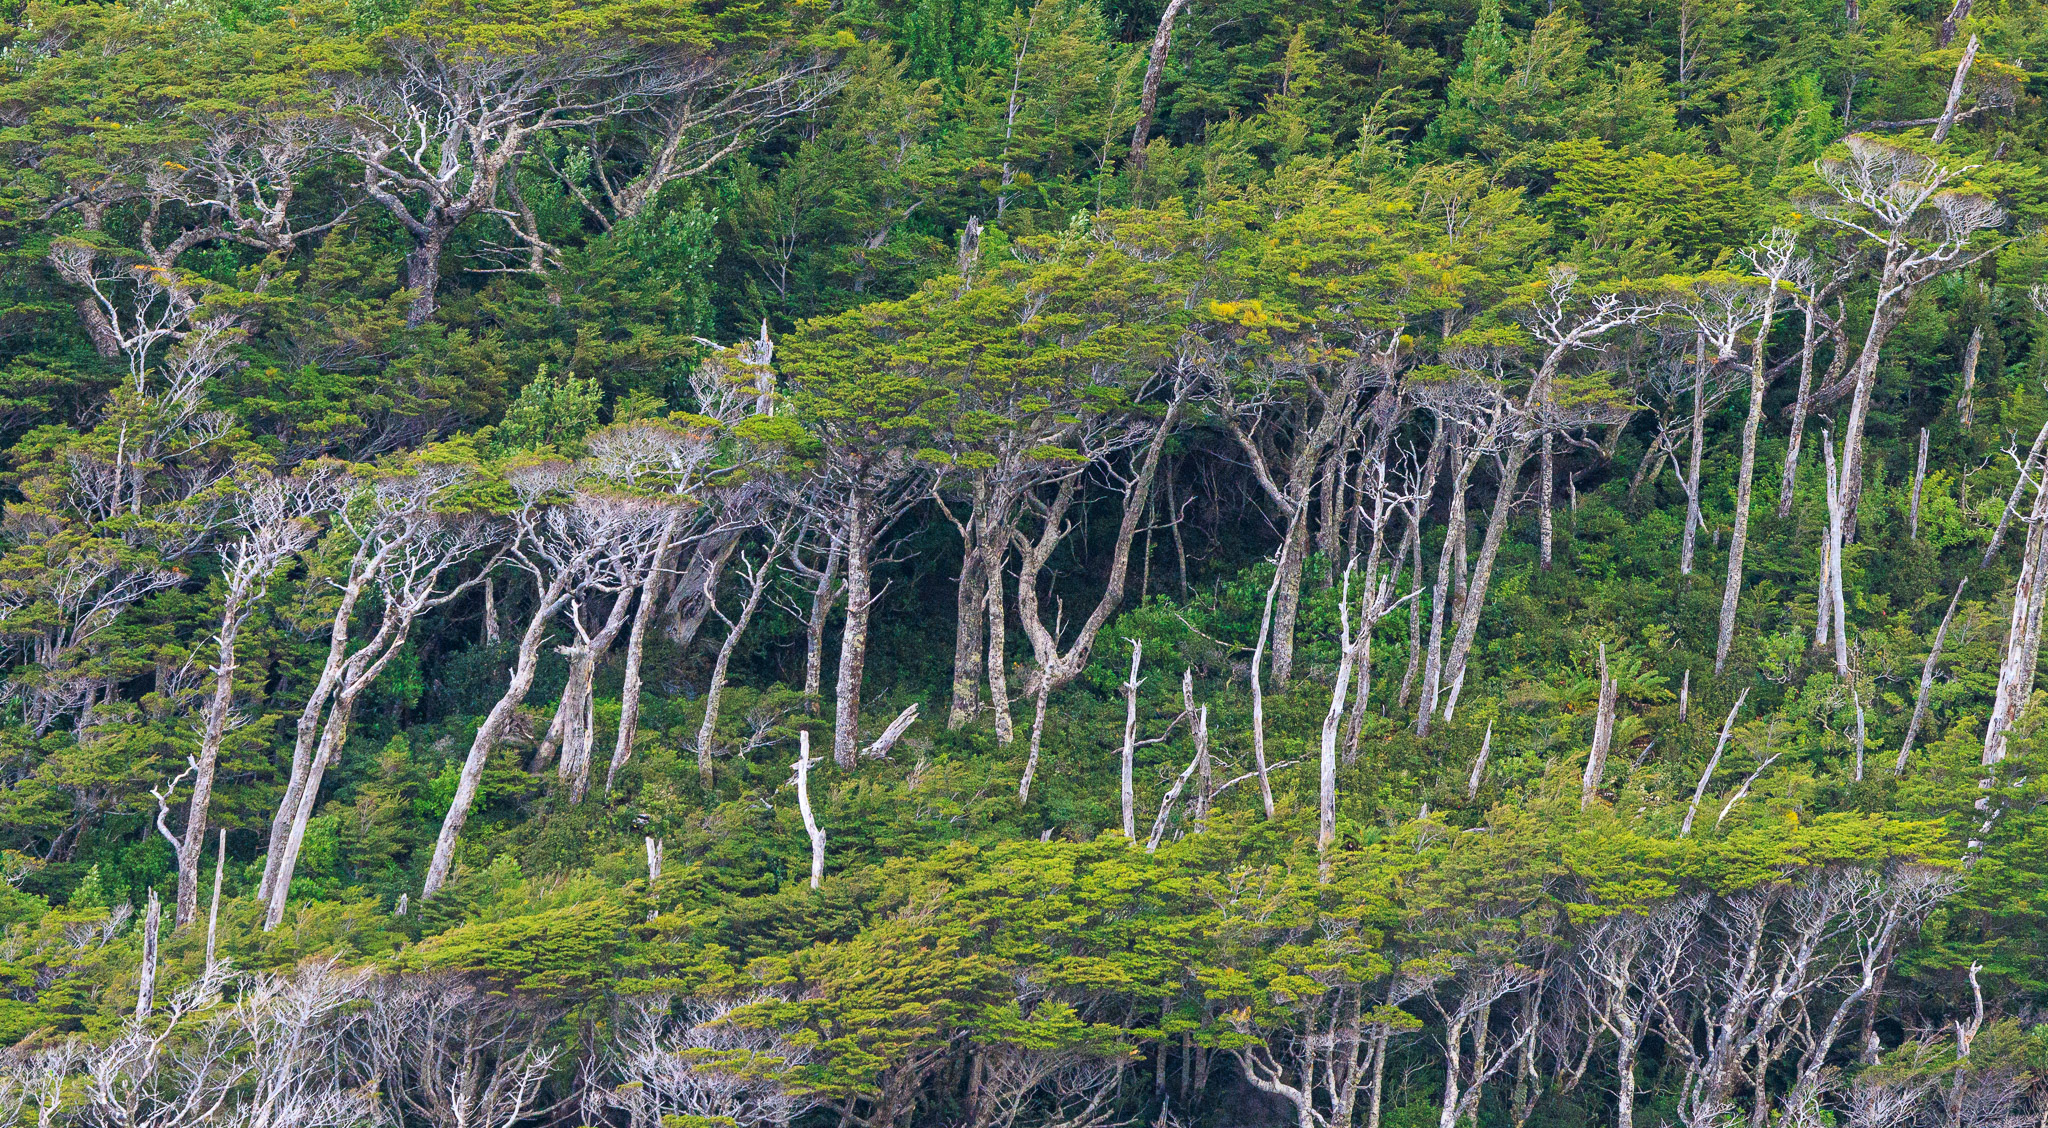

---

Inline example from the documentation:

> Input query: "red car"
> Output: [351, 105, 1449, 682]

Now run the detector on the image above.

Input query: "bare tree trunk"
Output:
[259, 545, 390, 905]
[796, 730, 825, 889]
[178, 562, 276, 929]
[1126, 0, 1192, 169]
[1717, 275, 1786, 673]
[1938, 0, 1974, 45]
[482, 577, 501, 644]
[947, 483, 992, 729]
[1582, 642, 1617, 809]
[833, 497, 877, 769]
[696, 554, 777, 786]
[1681, 689, 1749, 836]
[1017, 680, 1053, 804]
[1900, 579, 1967, 772]
[423, 578, 575, 900]
[1539, 434, 1555, 570]
[266, 604, 424, 930]
[1983, 416, 2048, 565]
[1420, 448, 1481, 733]
[136, 890, 160, 1019]
[1467, 722, 1492, 800]
[1910, 427, 1930, 539]
[1319, 571, 1358, 881]
[803, 535, 843, 704]
[402, 228, 450, 327]
[205, 829, 225, 971]
[1985, 471, 2048, 766]
[1248, 550, 1283, 821]
[1958, 323, 1983, 429]
[1824, 435, 1852, 678]
[1443, 440, 1530, 708]
[1681, 334, 1708, 576]
[1269, 508, 1311, 687]
[609, 516, 679, 793]
[986, 565, 1014, 745]
[1777, 300, 1823, 519]
[1120, 640, 1143, 841]
[1397, 529, 1424, 712]
[1931, 34, 1980, 143]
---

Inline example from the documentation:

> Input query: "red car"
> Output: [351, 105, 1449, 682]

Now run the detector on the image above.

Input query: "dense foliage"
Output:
[0, 0, 2045, 1123]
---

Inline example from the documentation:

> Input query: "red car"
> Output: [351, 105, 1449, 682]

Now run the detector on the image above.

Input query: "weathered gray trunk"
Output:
[423, 573, 576, 899]
[1442, 440, 1530, 708]
[697, 557, 777, 786]
[609, 515, 679, 793]
[832, 496, 877, 770]
[1984, 476, 2048, 766]
[1899, 579, 1967, 772]
[1716, 286, 1783, 672]
[1776, 299, 1823, 519]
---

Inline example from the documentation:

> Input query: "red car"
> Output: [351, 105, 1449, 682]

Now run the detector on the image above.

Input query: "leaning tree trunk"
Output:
[423, 574, 577, 899]
[264, 616, 418, 930]
[696, 555, 776, 786]
[1984, 476, 2048, 767]
[258, 544, 389, 905]
[832, 496, 878, 770]
[1441, 440, 1529, 718]
[1125, 0, 1192, 169]
[1680, 334, 1708, 576]
[1716, 286, 1783, 672]
[177, 579, 255, 928]
[608, 514, 680, 794]
[1267, 501, 1312, 687]
[1776, 299, 1824, 520]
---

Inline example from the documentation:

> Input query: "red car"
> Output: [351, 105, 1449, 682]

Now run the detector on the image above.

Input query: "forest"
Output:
[0, 0, 2043, 1121]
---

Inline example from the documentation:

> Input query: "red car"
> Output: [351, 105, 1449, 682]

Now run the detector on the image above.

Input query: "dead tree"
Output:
[1814, 137, 2004, 537]
[1984, 439, 2048, 767]
[1899, 579, 1967, 772]
[1011, 373, 1192, 802]
[424, 476, 678, 900]
[265, 508, 496, 929]
[1681, 689, 1750, 838]
[1582, 643, 1618, 810]
[793, 730, 825, 890]
[1715, 234, 1805, 672]
[159, 473, 326, 928]
[363, 973, 568, 1128]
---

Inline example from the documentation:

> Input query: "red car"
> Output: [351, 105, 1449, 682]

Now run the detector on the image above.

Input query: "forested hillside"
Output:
[0, 0, 2043, 1122]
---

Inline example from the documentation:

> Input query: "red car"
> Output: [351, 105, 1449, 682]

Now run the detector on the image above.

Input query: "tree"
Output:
[1811, 136, 2003, 536]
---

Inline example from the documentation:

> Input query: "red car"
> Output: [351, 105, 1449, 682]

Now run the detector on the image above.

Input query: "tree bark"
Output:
[259, 540, 392, 905]
[1899, 578, 1967, 772]
[1716, 278, 1784, 673]
[1582, 642, 1617, 810]
[1958, 323, 1983, 429]
[1126, 0, 1192, 169]
[1777, 298, 1824, 519]
[1120, 640, 1143, 841]
[423, 573, 576, 900]
[696, 555, 777, 787]
[1909, 427, 1930, 539]
[1681, 334, 1708, 576]
[1442, 440, 1530, 709]
[795, 730, 825, 889]
[1984, 474, 2048, 766]
[832, 494, 878, 769]
[608, 515, 679, 794]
